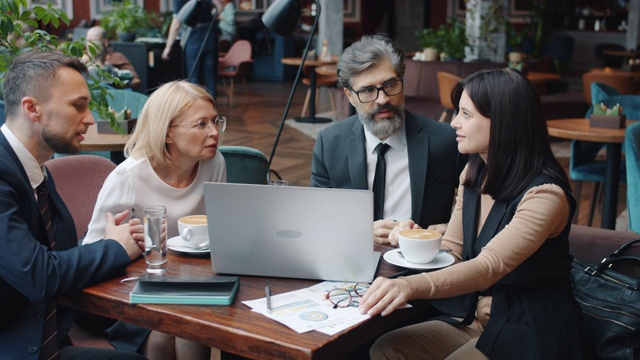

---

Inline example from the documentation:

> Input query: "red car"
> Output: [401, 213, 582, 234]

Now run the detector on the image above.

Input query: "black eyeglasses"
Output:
[350, 78, 404, 103]
[324, 282, 370, 309]
[171, 116, 227, 135]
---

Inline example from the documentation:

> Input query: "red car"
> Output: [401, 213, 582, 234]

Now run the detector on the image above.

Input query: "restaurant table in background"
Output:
[316, 65, 357, 117]
[588, 67, 640, 82]
[602, 49, 640, 60]
[547, 118, 635, 229]
[526, 71, 562, 95]
[62, 245, 433, 359]
[81, 124, 130, 163]
[281, 56, 338, 124]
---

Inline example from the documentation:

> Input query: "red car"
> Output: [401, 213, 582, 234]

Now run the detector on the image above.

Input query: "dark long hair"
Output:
[452, 68, 570, 201]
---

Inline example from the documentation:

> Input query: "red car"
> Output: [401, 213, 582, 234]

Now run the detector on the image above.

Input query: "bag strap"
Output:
[598, 255, 640, 270]
[594, 256, 640, 290]
[610, 238, 640, 257]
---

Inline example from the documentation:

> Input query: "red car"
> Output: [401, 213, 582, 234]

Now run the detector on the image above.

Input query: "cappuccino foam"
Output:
[400, 229, 441, 241]
[179, 215, 207, 226]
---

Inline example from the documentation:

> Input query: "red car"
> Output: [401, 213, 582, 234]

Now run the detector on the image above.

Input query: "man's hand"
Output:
[104, 210, 143, 260]
[388, 220, 420, 246]
[373, 219, 399, 245]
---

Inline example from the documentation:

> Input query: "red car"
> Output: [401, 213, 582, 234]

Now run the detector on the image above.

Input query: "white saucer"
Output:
[383, 249, 455, 270]
[167, 236, 209, 255]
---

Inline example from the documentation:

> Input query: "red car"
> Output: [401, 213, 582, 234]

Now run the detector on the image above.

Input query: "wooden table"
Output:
[525, 72, 562, 95]
[81, 123, 130, 162]
[526, 71, 561, 84]
[63, 245, 430, 359]
[547, 118, 635, 229]
[282, 56, 338, 124]
[315, 65, 337, 77]
[602, 49, 640, 59]
[588, 67, 640, 81]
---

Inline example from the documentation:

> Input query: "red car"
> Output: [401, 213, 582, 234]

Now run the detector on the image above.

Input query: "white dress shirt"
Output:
[1, 124, 46, 198]
[363, 126, 412, 221]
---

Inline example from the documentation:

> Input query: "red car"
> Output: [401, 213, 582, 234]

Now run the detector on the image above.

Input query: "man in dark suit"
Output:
[312, 34, 465, 244]
[0, 50, 145, 359]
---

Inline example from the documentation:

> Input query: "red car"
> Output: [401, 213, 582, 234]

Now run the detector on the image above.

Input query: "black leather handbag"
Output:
[571, 238, 640, 360]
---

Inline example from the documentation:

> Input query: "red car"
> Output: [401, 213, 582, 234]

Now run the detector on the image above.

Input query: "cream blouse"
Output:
[83, 155, 226, 244]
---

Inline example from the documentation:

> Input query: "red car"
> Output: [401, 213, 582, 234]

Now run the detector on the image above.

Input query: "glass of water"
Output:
[143, 205, 167, 274]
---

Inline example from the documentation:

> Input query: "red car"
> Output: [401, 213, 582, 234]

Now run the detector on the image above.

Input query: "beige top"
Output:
[402, 165, 570, 301]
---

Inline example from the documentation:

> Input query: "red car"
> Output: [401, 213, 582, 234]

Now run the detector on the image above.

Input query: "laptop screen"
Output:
[203, 183, 380, 282]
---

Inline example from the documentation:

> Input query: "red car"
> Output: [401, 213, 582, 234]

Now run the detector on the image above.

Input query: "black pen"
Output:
[265, 285, 272, 313]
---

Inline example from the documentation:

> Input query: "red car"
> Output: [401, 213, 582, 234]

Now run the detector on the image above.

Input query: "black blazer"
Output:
[434, 172, 582, 360]
[0, 132, 131, 359]
[311, 110, 465, 227]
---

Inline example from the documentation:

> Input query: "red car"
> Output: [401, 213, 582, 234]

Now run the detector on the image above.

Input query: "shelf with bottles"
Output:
[564, 14, 627, 32]
[558, 5, 628, 32]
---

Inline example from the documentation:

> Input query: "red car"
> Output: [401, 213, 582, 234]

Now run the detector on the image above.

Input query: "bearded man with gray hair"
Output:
[311, 34, 465, 244]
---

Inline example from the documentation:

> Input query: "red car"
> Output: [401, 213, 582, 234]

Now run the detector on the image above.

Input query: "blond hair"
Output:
[124, 81, 216, 167]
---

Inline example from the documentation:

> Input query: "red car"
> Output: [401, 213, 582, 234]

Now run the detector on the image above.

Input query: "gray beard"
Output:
[357, 102, 405, 140]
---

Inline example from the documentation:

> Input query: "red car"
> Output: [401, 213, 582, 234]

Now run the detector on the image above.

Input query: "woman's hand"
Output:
[388, 220, 420, 246]
[359, 277, 411, 317]
[161, 46, 171, 61]
[426, 223, 447, 236]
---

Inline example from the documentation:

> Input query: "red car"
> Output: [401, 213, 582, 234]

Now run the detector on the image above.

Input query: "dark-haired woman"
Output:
[361, 68, 583, 360]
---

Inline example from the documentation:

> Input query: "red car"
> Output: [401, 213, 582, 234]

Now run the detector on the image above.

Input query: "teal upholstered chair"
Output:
[625, 121, 640, 233]
[570, 84, 640, 224]
[104, 88, 148, 119]
[590, 82, 623, 105]
[218, 146, 269, 185]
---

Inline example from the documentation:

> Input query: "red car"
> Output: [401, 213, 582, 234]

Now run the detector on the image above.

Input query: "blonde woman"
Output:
[84, 80, 227, 359]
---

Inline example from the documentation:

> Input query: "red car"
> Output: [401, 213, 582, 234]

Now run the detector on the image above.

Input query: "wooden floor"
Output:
[216, 80, 628, 229]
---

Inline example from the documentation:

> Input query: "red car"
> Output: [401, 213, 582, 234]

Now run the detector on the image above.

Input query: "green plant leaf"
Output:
[0, 0, 124, 133]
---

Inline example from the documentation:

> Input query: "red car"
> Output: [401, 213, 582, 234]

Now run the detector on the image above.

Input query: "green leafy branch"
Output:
[0, 0, 124, 134]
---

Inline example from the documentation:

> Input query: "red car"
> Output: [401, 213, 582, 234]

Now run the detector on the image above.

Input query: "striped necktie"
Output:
[36, 181, 59, 360]
[373, 143, 390, 220]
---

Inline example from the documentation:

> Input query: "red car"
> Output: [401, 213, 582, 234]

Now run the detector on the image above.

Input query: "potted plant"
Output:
[590, 102, 626, 129]
[436, 18, 469, 61]
[415, 27, 440, 61]
[100, 0, 154, 42]
[0, 0, 123, 132]
[505, 21, 525, 63]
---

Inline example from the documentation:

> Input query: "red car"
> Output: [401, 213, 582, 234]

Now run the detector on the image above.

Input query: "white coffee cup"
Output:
[398, 229, 442, 264]
[177, 215, 209, 249]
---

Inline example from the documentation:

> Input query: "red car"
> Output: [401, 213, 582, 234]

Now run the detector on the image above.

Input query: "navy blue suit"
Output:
[312, 111, 466, 228]
[0, 132, 131, 359]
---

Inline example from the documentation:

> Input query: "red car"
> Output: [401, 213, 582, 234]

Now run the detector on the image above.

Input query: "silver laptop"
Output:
[203, 183, 380, 282]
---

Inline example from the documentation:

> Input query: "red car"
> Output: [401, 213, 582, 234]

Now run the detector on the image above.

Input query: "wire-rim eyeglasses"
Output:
[171, 116, 227, 135]
[324, 282, 370, 309]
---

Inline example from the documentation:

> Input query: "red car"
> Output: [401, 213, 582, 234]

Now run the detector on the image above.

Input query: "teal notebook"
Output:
[129, 275, 239, 305]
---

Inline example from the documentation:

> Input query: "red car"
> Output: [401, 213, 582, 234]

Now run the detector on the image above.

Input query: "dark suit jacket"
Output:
[0, 132, 131, 359]
[311, 111, 465, 227]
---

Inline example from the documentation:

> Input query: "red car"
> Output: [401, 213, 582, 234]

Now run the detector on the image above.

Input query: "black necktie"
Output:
[36, 181, 59, 360]
[373, 143, 390, 220]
